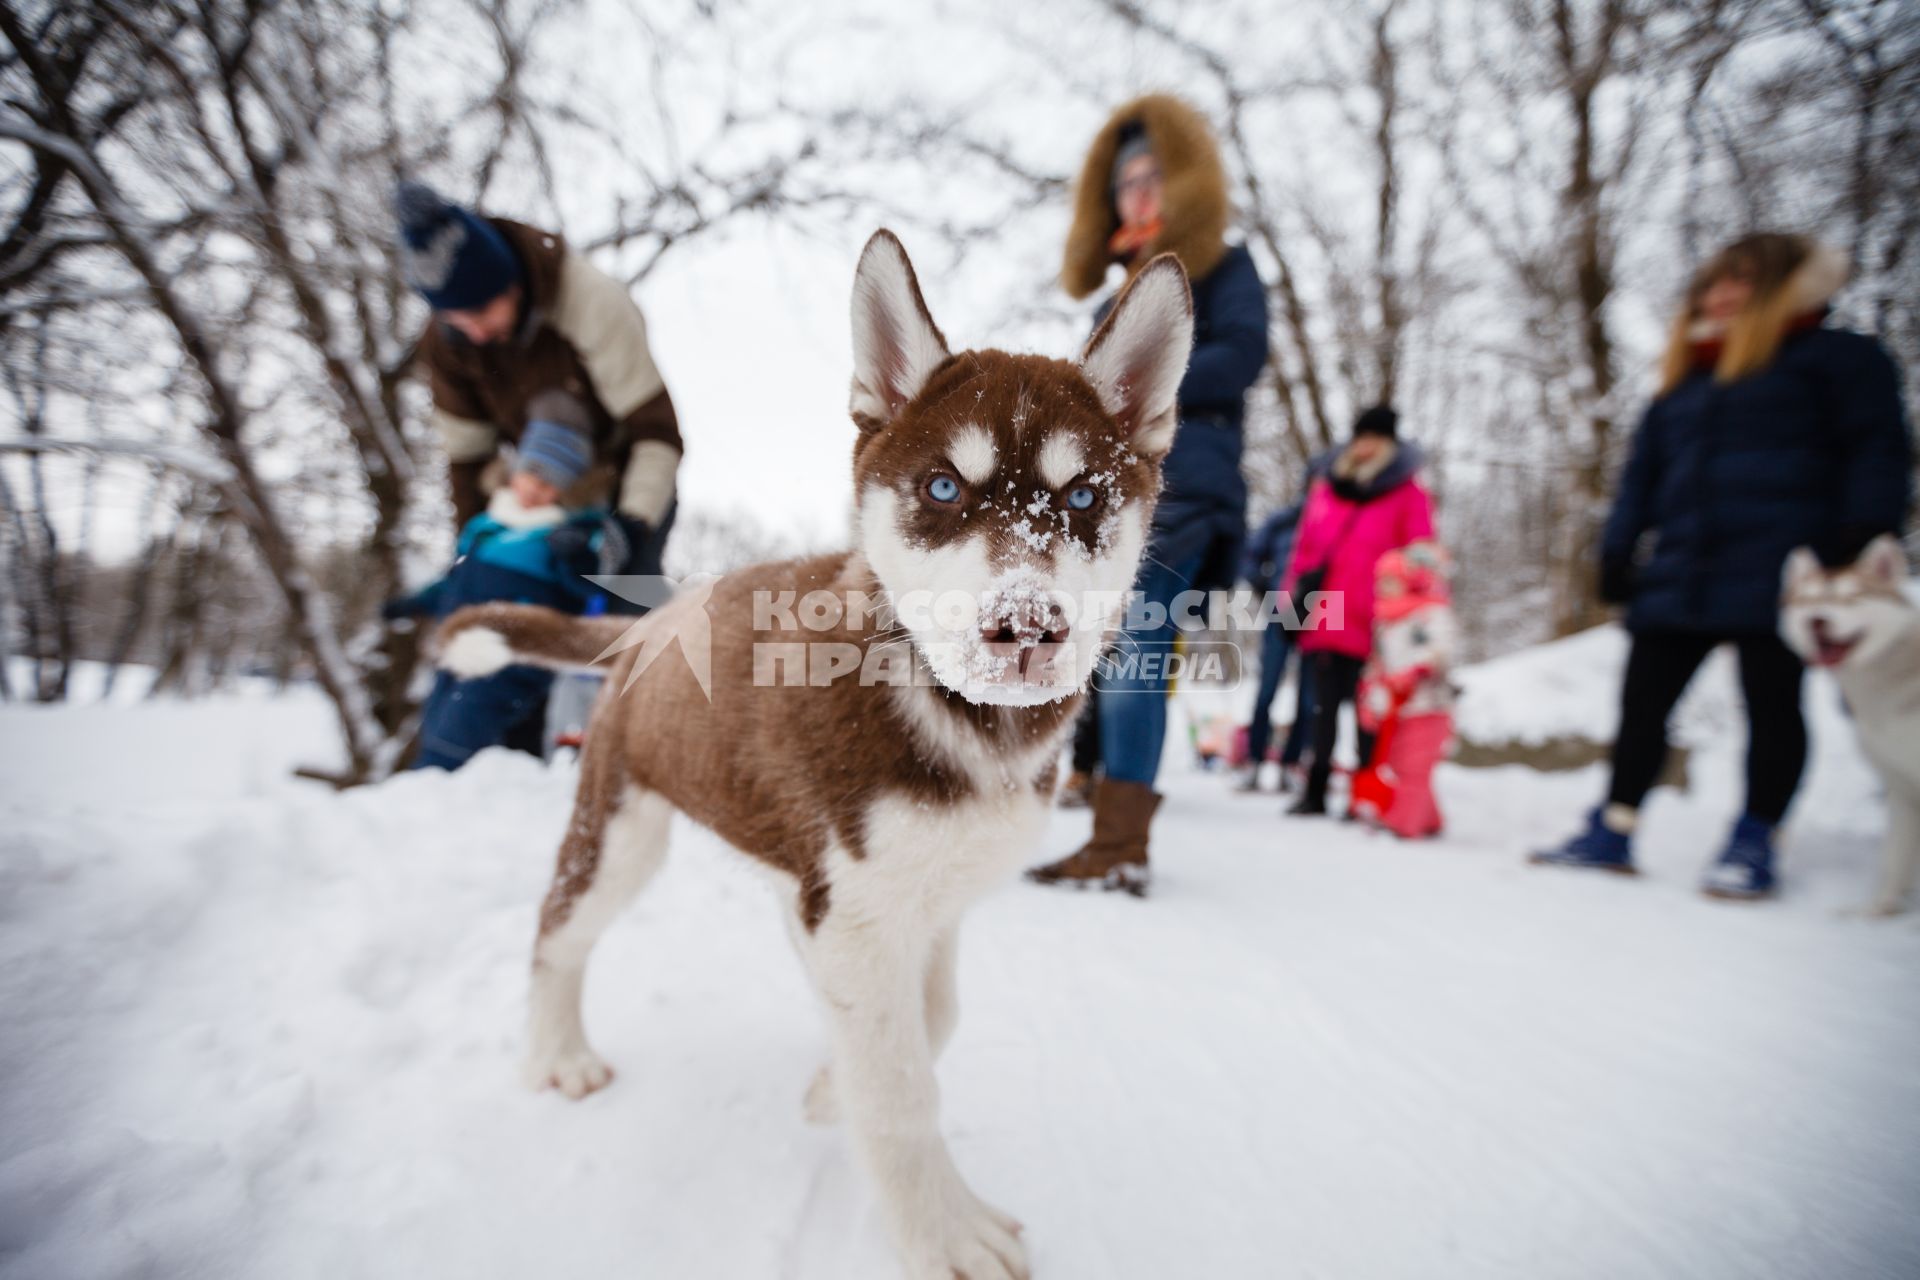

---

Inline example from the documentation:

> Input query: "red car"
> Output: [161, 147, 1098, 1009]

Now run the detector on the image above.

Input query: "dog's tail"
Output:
[435, 604, 640, 677]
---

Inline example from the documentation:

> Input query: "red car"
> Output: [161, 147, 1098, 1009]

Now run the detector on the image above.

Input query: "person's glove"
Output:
[1599, 553, 1635, 605]
[545, 522, 598, 578]
[585, 516, 665, 616]
[613, 515, 658, 576]
[381, 595, 424, 621]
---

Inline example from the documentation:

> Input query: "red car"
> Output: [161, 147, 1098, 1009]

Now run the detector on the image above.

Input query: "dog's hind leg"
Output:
[523, 775, 672, 1098]
[1866, 788, 1919, 917]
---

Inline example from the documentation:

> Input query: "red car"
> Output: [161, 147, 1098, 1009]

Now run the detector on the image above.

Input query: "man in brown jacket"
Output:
[396, 181, 681, 595]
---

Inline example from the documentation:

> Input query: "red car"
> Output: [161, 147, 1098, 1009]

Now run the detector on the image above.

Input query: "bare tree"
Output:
[4, 0, 1912, 720]
[0, 313, 75, 698]
[0, 0, 937, 763]
[0, 2, 436, 772]
[1429, 0, 1673, 634]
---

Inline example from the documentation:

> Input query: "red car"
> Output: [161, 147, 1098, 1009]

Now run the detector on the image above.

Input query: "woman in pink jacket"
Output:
[1280, 406, 1436, 816]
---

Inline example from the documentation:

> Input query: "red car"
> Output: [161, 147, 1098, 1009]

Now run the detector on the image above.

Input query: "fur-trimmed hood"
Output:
[1686, 240, 1850, 342]
[1062, 94, 1231, 300]
[1784, 240, 1850, 315]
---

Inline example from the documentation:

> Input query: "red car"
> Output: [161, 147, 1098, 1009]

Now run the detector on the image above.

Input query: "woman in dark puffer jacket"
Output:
[1026, 94, 1270, 895]
[1533, 233, 1912, 897]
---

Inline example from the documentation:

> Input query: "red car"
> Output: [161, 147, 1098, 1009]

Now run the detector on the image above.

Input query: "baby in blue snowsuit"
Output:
[387, 415, 622, 770]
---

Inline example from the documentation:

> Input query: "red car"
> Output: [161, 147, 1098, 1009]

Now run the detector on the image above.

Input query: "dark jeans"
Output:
[1303, 651, 1375, 807]
[1245, 622, 1314, 767]
[1098, 550, 1206, 785]
[413, 666, 554, 771]
[1286, 671, 1315, 768]
[1607, 630, 1806, 825]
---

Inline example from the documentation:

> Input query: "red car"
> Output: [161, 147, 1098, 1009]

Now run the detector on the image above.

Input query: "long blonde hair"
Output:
[1657, 233, 1824, 395]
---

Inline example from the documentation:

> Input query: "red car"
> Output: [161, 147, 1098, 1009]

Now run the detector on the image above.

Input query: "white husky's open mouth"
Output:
[1812, 633, 1860, 667]
[1806, 617, 1862, 667]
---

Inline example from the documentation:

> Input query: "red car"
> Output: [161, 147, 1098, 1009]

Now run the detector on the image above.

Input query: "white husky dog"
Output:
[1780, 535, 1920, 916]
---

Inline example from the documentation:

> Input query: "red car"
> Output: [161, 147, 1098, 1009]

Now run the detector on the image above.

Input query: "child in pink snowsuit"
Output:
[1356, 542, 1456, 839]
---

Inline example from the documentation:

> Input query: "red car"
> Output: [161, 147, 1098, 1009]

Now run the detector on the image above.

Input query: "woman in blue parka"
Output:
[1028, 94, 1270, 894]
[1534, 234, 1912, 896]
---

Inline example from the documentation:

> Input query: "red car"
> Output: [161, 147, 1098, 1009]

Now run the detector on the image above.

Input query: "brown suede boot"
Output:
[1025, 778, 1159, 896]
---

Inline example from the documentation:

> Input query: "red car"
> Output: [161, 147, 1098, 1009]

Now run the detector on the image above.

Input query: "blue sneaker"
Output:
[1530, 808, 1637, 874]
[1701, 816, 1777, 900]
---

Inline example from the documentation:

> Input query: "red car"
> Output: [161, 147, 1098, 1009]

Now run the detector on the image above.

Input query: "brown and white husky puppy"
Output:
[435, 230, 1194, 1279]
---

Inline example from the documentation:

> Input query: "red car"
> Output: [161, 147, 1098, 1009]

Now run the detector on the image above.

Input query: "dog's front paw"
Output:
[900, 1191, 1028, 1280]
[803, 1063, 839, 1125]
[521, 1046, 615, 1099]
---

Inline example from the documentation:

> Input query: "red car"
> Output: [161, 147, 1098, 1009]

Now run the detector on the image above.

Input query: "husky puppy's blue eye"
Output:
[1066, 485, 1097, 511]
[926, 474, 962, 504]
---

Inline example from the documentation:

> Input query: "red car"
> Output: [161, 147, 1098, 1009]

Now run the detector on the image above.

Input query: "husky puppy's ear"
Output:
[1858, 534, 1908, 587]
[1782, 546, 1823, 595]
[849, 230, 951, 433]
[1079, 253, 1195, 459]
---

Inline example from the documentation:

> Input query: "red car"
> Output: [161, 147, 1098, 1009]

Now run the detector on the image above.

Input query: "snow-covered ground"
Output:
[2, 634, 1916, 1280]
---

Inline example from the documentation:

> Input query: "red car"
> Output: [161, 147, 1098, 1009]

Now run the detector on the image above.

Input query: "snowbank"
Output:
[1, 641, 1915, 1279]
[1447, 622, 1757, 749]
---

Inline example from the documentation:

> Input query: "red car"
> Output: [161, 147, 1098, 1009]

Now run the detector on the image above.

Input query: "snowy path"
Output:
[2, 661, 1917, 1279]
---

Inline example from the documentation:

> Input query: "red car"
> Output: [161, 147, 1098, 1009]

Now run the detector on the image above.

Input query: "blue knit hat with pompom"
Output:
[393, 180, 522, 312]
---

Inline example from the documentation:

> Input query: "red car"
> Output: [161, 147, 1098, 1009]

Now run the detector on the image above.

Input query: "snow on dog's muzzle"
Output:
[978, 581, 1073, 681]
[910, 576, 1084, 706]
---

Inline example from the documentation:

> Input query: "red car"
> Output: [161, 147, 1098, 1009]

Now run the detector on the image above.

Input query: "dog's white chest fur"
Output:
[1854, 702, 1920, 788]
[1822, 617, 1920, 916]
[832, 786, 1050, 930]
[1838, 641, 1920, 796]
[824, 682, 1063, 926]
